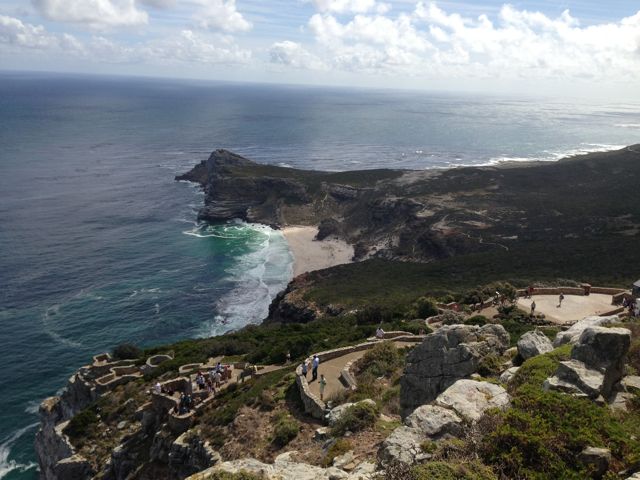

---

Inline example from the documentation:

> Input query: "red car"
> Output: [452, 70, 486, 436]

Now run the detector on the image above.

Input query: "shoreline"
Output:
[281, 226, 354, 277]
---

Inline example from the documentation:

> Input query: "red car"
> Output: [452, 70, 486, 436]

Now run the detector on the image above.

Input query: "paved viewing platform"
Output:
[516, 293, 619, 325]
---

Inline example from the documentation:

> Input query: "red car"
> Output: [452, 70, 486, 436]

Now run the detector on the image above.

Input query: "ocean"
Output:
[0, 71, 638, 479]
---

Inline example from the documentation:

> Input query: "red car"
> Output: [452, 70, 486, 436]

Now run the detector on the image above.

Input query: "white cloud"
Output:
[0, 14, 83, 50]
[32, 0, 148, 28]
[0, 15, 250, 65]
[287, 2, 640, 81]
[269, 40, 326, 70]
[136, 0, 176, 8]
[195, 0, 252, 33]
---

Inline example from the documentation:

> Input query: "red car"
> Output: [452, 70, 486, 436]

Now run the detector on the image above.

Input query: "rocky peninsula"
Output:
[34, 145, 640, 480]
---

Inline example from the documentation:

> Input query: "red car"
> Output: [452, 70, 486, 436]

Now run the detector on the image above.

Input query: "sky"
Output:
[1, 0, 639, 99]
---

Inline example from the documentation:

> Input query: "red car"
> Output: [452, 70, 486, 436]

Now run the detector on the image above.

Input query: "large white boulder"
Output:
[517, 330, 553, 360]
[435, 380, 510, 422]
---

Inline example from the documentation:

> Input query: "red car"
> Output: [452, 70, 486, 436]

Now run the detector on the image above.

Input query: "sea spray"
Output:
[182, 221, 293, 337]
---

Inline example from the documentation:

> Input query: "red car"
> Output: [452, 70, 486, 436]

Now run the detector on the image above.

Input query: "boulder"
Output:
[623, 376, 640, 395]
[435, 380, 510, 422]
[572, 327, 630, 395]
[404, 405, 463, 439]
[400, 324, 510, 416]
[546, 326, 631, 400]
[517, 330, 553, 360]
[578, 447, 611, 479]
[553, 315, 620, 346]
[378, 426, 428, 465]
[499, 366, 520, 384]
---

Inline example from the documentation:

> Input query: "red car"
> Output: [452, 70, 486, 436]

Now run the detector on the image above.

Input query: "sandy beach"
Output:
[282, 226, 354, 277]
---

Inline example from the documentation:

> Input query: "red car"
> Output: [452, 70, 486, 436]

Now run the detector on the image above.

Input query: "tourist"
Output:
[213, 370, 222, 388]
[558, 293, 565, 308]
[154, 382, 161, 394]
[196, 371, 205, 390]
[375, 326, 385, 339]
[301, 361, 308, 378]
[215, 362, 222, 373]
[530, 301, 536, 316]
[285, 351, 291, 364]
[319, 374, 327, 401]
[312, 354, 319, 382]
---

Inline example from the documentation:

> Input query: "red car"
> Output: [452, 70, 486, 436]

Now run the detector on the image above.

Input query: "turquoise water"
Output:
[0, 72, 638, 479]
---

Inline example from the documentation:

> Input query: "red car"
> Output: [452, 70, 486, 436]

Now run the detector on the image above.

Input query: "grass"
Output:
[322, 438, 353, 467]
[330, 401, 379, 436]
[271, 412, 300, 447]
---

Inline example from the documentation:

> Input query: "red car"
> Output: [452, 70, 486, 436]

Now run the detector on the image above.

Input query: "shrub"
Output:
[408, 297, 439, 319]
[63, 407, 99, 440]
[206, 471, 263, 480]
[412, 461, 497, 480]
[357, 342, 404, 378]
[330, 402, 379, 436]
[355, 305, 395, 324]
[322, 438, 352, 467]
[272, 413, 299, 447]
[477, 354, 503, 378]
[465, 315, 488, 326]
[112, 343, 141, 360]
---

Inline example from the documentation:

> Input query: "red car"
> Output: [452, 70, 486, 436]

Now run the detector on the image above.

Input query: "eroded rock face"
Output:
[499, 366, 520, 384]
[553, 315, 620, 347]
[404, 405, 463, 439]
[545, 326, 631, 400]
[434, 380, 510, 422]
[378, 426, 428, 465]
[517, 330, 553, 360]
[400, 324, 510, 417]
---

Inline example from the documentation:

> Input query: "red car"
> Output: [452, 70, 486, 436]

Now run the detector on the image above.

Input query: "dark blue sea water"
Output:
[1, 72, 639, 479]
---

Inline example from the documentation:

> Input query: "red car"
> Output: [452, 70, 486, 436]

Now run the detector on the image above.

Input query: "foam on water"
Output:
[0, 424, 38, 479]
[182, 222, 293, 337]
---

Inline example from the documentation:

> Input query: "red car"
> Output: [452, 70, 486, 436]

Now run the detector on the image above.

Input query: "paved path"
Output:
[305, 340, 421, 402]
[516, 293, 615, 325]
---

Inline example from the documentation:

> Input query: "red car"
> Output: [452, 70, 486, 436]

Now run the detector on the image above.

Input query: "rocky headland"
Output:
[34, 145, 640, 480]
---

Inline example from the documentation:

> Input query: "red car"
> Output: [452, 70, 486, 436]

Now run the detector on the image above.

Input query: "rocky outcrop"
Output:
[499, 366, 520, 384]
[381, 380, 508, 465]
[545, 326, 631, 400]
[517, 330, 553, 360]
[187, 451, 377, 480]
[400, 324, 510, 416]
[578, 447, 611, 479]
[553, 315, 620, 346]
[434, 380, 510, 422]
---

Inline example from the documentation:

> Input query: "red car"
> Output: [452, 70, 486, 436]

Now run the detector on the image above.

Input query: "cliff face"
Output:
[178, 146, 640, 265]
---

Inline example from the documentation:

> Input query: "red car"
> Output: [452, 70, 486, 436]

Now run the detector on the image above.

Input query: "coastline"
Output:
[281, 226, 354, 277]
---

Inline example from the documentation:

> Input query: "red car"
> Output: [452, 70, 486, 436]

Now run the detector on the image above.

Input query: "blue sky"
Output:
[1, 0, 639, 98]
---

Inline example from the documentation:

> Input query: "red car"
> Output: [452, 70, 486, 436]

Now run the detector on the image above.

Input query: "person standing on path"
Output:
[312, 354, 319, 382]
[530, 301, 536, 316]
[319, 374, 327, 401]
[558, 293, 565, 308]
[300, 362, 308, 378]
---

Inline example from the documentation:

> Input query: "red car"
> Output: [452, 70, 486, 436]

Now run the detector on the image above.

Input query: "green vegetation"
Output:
[322, 438, 353, 467]
[204, 471, 263, 480]
[271, 412, 299, 447]
[112, 343, 142, 360]
[358, 342, 405, 378]
[412, 461, 497, 480]
[302, 234, 636, 312]
[330, 401, 379, 436]
[480, 346, 640, 479]
[63, 406, 99, 442]
[407, 297, 438, 319]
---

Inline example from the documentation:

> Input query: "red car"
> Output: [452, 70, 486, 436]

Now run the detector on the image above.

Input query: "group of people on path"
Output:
[195, 362, 225, 394]
[300, 354, 327, 400]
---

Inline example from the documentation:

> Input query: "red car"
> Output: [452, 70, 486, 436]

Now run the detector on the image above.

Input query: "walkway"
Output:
[305, 340, 421, 401]
[516, 293, 615, 325]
